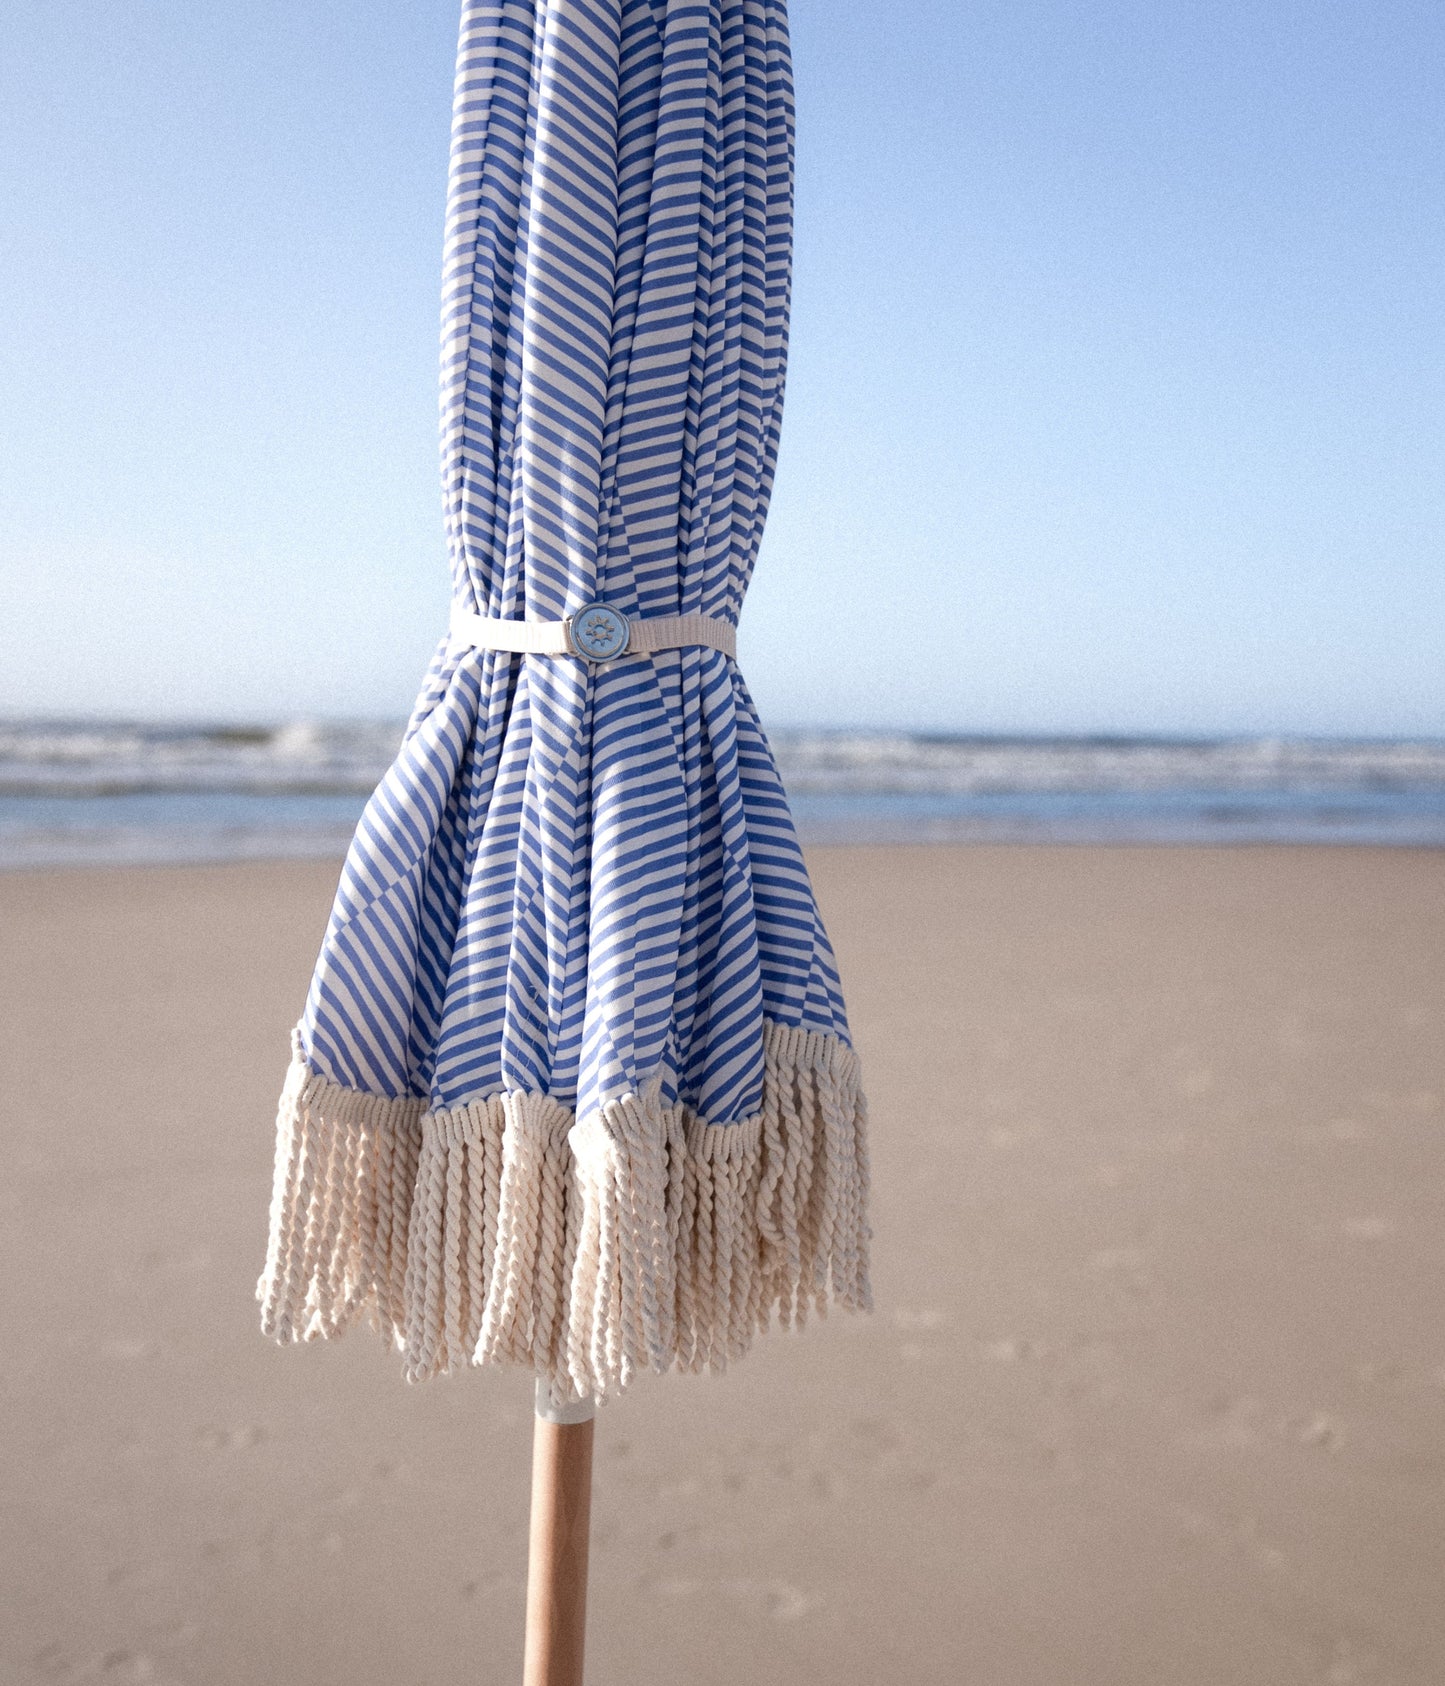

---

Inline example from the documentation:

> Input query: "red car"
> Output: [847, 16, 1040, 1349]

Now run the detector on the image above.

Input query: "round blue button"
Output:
[567, 602, 631, 661]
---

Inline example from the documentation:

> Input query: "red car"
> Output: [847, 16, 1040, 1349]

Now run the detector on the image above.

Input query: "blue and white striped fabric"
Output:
[300, 0, 852, 1127]
[260, 0, 869, 1397]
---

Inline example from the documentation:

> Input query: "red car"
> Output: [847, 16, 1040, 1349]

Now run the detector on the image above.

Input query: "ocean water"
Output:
[1, 719, 1442, 868]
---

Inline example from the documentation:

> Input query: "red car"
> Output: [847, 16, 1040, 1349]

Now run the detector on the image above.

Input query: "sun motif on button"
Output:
[567, 603, 630, 660]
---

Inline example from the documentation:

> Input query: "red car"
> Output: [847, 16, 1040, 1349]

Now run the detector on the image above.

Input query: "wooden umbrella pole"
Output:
[522, 1382, 596, 1686]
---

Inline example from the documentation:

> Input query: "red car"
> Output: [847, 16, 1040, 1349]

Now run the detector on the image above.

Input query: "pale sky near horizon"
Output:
[2, 0, 1442, 736]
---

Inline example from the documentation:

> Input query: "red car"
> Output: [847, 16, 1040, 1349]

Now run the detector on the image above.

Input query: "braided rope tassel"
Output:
[259, 1019, 872, 1399]
[256, 1033, 425, 1346]
[562, 1075, 678, 1401]
[478, 1092, 575, 1370]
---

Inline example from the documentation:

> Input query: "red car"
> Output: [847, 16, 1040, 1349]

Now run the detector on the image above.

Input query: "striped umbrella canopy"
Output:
[258, 0, 871, 1404]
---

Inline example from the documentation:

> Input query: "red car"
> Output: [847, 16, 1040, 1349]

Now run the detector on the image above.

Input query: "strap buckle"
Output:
[564, 602, 631, 661]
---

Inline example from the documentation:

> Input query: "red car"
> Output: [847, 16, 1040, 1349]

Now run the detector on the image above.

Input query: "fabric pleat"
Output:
[259, 0, 871, 1394]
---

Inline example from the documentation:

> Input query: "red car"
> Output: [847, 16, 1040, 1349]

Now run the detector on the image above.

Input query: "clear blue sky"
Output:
[3, 0, 1442, 735]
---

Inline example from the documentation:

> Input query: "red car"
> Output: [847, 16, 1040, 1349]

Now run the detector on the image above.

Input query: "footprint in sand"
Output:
[1354, 1359, 1404, 1388]
[980, 1335, 1048, 1363]
[32, 1646, 179, 1684]
[804, 1469, 836, 1501]
[847, 1416, 901, 1467]
[461, 1569, 523, 1599]
[1198, 1399, 1345, 1453]
[195, 1424, 266, 1451]
[199, 1530, 278, 1570]
[1287, 1411, 1345, 1452]
[649, 1574, 701, 1601]
[100, 1337, 159, 1361]
[893, 1310, 943, 1361]
[719, 1578, 818, 1623]
[1235, 1514, 1289, 1572]
[892, 1306, 945, 1331]
[1342, 1216, 1395, 1240]
[104, 1560, 174, 1591]
[1193, 1394, 1265, 1448]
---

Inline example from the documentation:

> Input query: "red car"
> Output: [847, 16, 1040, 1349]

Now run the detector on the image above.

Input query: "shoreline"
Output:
[2, 834, 1443, 875]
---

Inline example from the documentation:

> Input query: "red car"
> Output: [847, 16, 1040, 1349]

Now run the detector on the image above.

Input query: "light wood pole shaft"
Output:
[522, 1398, 595, 1686]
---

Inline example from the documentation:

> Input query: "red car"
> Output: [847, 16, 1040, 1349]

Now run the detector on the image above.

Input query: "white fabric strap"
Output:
[625, 611, 736, 657]
[448, 601, 736, 661]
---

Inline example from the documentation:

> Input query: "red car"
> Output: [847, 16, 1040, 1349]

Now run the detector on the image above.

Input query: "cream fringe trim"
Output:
[257, 1023, 871, 1402]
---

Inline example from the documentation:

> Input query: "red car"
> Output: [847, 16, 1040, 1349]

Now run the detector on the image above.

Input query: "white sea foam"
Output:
[0, 719, 406, 797]
[3, 719, 1443, 799]
[771, 731, 1445, 795]
[1, 720, 1442, 864]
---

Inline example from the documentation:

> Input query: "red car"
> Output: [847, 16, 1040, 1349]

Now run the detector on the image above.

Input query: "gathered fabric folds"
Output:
[257, 0, 872, 1396]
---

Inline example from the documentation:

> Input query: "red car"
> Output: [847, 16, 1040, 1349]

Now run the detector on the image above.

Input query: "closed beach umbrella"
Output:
[258, 0, 870, 1666]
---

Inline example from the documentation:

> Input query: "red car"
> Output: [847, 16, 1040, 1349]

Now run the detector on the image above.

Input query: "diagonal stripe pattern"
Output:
[298, 0, 854, 1132]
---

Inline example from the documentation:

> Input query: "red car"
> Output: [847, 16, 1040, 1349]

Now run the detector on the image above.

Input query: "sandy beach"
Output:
[2, 845, 1442, 1686]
